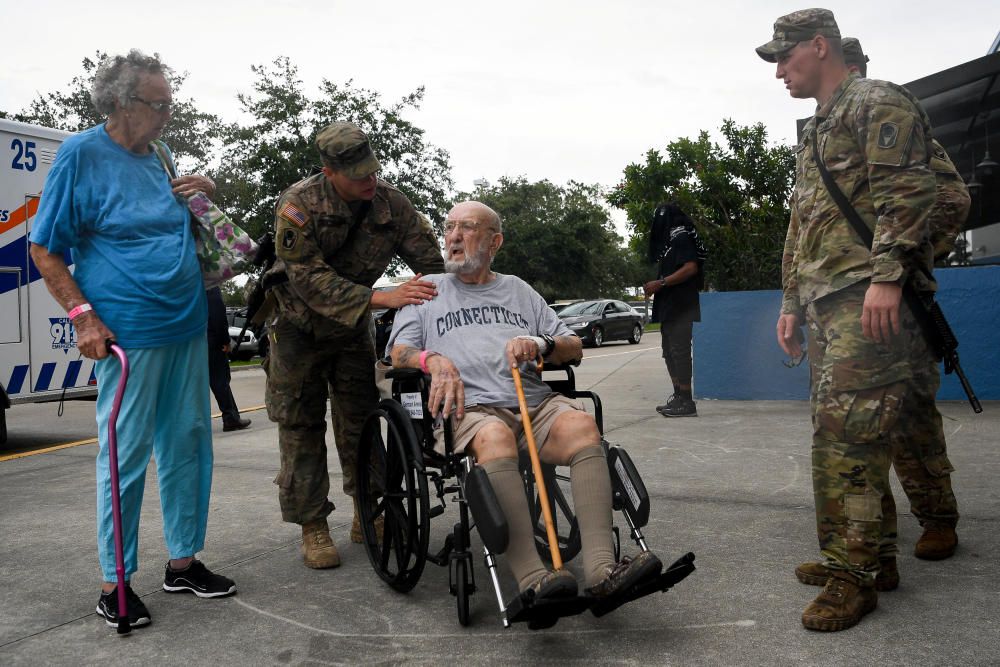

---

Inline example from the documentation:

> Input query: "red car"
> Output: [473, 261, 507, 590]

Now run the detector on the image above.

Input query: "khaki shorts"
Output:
[434, 393, 586, 456]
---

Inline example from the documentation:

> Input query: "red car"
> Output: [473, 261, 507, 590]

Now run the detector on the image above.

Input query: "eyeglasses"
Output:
[443, 220, 497, 235]
[782, 351, 807, 368]
[130, 96, 172, 113]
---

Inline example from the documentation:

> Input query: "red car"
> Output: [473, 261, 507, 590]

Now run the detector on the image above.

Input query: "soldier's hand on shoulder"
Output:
[373, 274, 438, 309]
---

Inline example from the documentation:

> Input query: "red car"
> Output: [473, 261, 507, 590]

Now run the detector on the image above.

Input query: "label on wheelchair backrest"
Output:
[400, 392, 424, 419]
[615, 457, 641, 511]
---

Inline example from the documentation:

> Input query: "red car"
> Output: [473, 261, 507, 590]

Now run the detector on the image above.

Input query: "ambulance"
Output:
[0, 119, 97, 443]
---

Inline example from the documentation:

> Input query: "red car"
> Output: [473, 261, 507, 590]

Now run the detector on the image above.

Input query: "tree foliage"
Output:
[462, 177, 641, 303]
[4, 51, 222, 169]
[608, 120, 795, 291]
[212, 57, 454, 249]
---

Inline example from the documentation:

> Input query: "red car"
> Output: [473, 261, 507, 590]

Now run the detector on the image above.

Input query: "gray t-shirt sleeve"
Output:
[387, 301, 426, 352]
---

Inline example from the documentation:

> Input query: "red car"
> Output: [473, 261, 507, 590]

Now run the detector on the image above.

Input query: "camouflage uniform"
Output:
[828, 38, 969, 559]
[265, 138, 443, 525]
[782, 74, 958, 582]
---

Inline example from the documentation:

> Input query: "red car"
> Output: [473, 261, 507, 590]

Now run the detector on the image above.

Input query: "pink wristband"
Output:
[419, 350, 439, 374]
[68, 303, 93, 320]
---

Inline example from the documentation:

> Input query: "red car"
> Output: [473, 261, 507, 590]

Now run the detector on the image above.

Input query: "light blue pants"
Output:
[95, 335, 213, 582]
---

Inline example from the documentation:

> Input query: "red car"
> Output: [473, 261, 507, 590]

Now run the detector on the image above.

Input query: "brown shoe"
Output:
[301, 519, 341, 569]
[522, 569, 578, 602]
[350, 503, 384, 544]
[801, 573, 877, 632]
[914, 524, 958, 560]
[795, 558, 899, 592]
[585, 551, 663, 599]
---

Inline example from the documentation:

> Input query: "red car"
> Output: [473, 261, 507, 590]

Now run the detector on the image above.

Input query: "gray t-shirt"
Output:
[387, 273, 574, 408]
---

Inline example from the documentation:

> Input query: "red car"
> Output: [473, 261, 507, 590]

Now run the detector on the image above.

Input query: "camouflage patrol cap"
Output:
[315, 121, 381, 179]
[841, 37, 870, 72]
[756, 8, 841, 62]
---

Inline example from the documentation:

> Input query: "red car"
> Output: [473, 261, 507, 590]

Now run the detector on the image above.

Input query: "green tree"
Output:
[213, 57, 454, 257]
[3, 51, 222, 168]
[462, 177, 637, 302]
[608, 120, 795, 291]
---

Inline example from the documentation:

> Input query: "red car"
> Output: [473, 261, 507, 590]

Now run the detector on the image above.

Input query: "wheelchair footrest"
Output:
[505, 591, 592, 630]
[590, 552, 696, 618]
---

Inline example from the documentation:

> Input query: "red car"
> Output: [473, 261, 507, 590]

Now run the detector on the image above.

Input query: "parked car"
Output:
[228, 326, 259, 361]
[549, 303, 570, 315]
[631, 306, 650, 325]
[226, 307, 268, 360]
[548, 299, 583, 315]
[557, 299, 644, 347]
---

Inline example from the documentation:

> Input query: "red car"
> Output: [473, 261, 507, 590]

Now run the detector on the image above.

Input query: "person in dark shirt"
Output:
[643, 203, 704, 417]
[207, 287, 251, 432]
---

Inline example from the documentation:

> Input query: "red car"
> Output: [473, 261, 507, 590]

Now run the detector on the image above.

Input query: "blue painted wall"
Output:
[694, 265, 1000, 401]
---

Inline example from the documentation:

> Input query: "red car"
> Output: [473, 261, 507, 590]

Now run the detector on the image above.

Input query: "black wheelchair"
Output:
[355, 363, 695, 628]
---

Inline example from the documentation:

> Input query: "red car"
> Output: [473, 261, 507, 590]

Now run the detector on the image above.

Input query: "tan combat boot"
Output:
[301, 519, 340, 569]
[795, 557, 899, 591]
[801, 571, 877, 632]
[351, 500, 384, 544]
[914, 524, 958, 560]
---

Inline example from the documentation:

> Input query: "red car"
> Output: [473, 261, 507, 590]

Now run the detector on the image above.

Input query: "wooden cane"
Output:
[510, 362, 563, 570]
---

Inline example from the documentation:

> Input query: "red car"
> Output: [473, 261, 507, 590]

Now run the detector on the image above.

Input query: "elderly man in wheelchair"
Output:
[364, 201, 692, 627]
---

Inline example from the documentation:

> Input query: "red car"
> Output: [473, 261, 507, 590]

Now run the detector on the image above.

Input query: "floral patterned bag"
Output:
[151, 141, 258, 288]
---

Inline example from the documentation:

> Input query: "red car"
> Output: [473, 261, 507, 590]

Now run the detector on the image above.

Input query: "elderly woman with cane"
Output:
[29, 49, 236, 631]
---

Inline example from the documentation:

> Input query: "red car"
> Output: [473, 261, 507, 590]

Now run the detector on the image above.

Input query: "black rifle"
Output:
[812, 139, 982, 413]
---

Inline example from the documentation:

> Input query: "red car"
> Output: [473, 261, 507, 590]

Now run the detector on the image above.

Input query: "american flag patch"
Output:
[279, 202, 307, 227]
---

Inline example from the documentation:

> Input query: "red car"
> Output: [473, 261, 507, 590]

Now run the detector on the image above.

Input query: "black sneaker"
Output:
[585, 551, 663, 599]
[96, 585, 151, 628]
[655, 395, 680, 414]
[659, 398, 697, 418]
[163, 560, 236, 598]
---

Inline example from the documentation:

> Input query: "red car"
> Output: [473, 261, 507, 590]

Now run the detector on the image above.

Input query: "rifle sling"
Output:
[809, 136, 946, 361]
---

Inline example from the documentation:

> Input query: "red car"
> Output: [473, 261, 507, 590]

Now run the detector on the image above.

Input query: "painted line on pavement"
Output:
[586, 346, 659, 360]
[234, 597, 754, 637]
[0, 405, 268, 462]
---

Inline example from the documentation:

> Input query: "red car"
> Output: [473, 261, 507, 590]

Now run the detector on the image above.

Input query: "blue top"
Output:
[29, 124, 206, 348]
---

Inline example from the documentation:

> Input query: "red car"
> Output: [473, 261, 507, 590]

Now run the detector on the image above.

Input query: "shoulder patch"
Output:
[279, 202, 307, 228]
[877, 122, 899, 149]
[281, 228, 298, 249]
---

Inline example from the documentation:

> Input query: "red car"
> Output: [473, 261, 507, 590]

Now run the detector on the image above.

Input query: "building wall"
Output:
[694, 266, 1000, 401]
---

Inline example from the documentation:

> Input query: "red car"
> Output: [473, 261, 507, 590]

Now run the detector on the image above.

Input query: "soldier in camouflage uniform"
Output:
[795, 37, 969, 591]
[264, 122, 444, 569]
[758, 8, 952, 631]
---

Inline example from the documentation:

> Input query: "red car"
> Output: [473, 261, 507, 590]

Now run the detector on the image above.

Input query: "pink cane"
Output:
[106, 341, 131, 635]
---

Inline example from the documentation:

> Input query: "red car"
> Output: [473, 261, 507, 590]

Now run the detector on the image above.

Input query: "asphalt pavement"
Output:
[1, 338, 997, 666]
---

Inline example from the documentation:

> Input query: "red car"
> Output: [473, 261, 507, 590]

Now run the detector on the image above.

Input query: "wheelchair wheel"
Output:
[524, 464, 581, 563]
[357, 399, 430, 593]
[453, 557, 471, 626]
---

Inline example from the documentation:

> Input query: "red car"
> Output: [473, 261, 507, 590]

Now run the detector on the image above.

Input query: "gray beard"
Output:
[445, 249, 489, 276]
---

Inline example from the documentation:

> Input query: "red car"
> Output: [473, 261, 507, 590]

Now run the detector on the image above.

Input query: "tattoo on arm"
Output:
[396, 346, 419, 368]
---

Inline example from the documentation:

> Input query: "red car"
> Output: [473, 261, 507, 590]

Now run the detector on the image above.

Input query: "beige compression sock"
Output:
[482, 457, 548, 591]
[570, 445, 615, 587]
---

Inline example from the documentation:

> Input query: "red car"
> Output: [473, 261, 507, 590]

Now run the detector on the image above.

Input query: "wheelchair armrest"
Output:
[542, 359, 580, 371]
[386, 367, 426, 381]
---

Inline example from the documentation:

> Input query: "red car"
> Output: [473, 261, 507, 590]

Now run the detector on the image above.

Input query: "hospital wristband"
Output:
[516, 335, 550, 356]
[419, 350, 440, 374]
[68, 303, 93, 320]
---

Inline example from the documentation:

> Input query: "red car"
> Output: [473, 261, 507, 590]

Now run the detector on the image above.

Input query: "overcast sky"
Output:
[3, 1, 998, 218]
